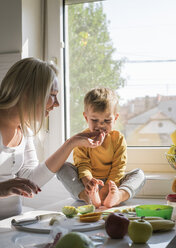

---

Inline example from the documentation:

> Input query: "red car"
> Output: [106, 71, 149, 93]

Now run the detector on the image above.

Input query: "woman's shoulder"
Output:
[23, 128, 35, 146]
[25, 127, 34, 137]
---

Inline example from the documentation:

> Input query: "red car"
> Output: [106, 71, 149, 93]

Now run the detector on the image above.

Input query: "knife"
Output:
[12, 212, 63, 226]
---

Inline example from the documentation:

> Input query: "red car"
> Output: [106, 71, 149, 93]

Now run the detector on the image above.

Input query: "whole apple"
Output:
[128, 218, 153, 244]
[105, 213, 130, 239]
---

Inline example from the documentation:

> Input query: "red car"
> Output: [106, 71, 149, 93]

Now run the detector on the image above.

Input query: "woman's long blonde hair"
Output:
[0, 57, 58, 135]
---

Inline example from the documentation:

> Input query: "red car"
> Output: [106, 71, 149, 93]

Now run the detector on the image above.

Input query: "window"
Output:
[64, 0, 176, 175]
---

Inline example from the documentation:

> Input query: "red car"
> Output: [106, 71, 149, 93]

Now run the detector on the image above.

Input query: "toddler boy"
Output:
[57, 88, 145, 208]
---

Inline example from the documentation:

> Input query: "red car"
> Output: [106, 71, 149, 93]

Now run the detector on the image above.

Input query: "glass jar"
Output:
[166, 194, 176, 220]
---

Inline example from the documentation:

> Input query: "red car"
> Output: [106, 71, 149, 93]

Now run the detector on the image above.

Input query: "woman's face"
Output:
[45, 78, 59, 116]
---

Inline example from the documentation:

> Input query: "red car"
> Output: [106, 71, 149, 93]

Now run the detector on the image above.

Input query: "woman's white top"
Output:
[0, 130, 54, 219]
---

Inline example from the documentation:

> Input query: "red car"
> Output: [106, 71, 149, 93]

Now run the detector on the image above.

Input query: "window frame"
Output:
[44, 0, 66, 158]
[63, 0, 175, 174]
[46, 1, 175, 198]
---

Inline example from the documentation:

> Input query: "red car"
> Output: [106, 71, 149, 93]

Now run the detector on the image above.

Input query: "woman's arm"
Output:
[46, 131, 105, 173]
[17, 131, 105, 187]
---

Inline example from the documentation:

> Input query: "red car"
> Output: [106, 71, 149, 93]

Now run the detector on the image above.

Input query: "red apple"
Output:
[105, 213, 130, 239]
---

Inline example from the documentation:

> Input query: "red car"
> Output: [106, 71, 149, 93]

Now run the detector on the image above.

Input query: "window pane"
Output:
[65, 0, 176, 146]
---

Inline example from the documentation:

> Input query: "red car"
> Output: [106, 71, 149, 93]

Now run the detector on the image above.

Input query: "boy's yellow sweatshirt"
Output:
[73, 129, 127, 186]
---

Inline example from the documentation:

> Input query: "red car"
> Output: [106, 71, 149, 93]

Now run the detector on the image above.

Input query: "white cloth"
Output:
[0, 130, 54, 219]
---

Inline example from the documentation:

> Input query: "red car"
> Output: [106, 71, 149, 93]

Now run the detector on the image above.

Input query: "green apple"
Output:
[55, 232, 95, 248]
[128, 218, 153, 244]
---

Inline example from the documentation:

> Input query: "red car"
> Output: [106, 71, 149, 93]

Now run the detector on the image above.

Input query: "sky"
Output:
[101, 0, 176, 104]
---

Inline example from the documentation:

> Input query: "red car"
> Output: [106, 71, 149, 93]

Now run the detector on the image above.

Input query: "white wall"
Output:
[22, 0, 45, 162]
[0, 0, 42, 57]
[0, 0, 68, 209]
[21, 0, 68, 209]
[0, 0, 22, 53]
[22, 0, 43, 59]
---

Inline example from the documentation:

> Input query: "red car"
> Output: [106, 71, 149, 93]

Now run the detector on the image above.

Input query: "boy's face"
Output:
[83, 106, 119, 135]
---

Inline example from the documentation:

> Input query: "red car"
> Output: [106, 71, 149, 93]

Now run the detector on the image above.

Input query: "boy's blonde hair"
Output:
[84, 88, 118, 113]
[0, 57, 58, 134]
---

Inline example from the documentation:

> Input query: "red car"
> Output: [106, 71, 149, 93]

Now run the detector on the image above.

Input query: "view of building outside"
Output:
[65, 0, 176, 146]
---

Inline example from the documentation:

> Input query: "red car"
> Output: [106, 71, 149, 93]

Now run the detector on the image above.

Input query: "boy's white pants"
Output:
[56, 162, 146, 201]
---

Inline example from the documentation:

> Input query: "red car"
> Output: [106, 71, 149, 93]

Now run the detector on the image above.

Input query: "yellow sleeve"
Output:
[106, 132, 127, 186]
[73, 146, 93, 179]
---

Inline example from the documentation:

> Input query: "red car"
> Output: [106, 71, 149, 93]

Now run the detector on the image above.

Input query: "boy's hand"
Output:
[72, 131, 105, 148]
[84, 178, 104, 208]
[85, 178, 104, 195]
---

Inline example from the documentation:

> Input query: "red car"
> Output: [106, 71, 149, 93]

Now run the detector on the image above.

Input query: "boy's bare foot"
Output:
[78, 190, 92, 204]
[89, 183, 101, 208]
[85, 178, 104, 208]
[103, 180, 121, 208]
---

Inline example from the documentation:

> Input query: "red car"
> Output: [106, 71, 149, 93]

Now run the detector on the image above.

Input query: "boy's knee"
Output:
[121, 168, 146, 185]
[136, 168, 146, 182]
[56, 162, 74, 177]
[130, 168, 145, 180]
[57, 162, 79, 182]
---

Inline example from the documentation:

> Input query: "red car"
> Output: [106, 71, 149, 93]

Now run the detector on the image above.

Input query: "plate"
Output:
[12, 215, 105, 234]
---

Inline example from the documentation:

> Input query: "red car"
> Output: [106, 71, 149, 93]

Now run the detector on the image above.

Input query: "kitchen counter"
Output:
[0, 197, 175, 248]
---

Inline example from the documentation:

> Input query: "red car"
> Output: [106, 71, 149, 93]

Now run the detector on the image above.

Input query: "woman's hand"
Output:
[0, 178, 41, 198]
[71, 131, 106, 148]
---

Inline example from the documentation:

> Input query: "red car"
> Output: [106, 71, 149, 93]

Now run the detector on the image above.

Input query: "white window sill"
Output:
[136, 172, 175, 198]
[145, 172, 175, 180]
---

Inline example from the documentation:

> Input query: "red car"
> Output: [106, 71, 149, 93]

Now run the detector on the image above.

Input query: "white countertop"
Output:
[0, 198, 175, 248]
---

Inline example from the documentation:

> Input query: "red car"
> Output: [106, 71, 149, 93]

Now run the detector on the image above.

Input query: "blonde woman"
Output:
[0, 57, 105, 219]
